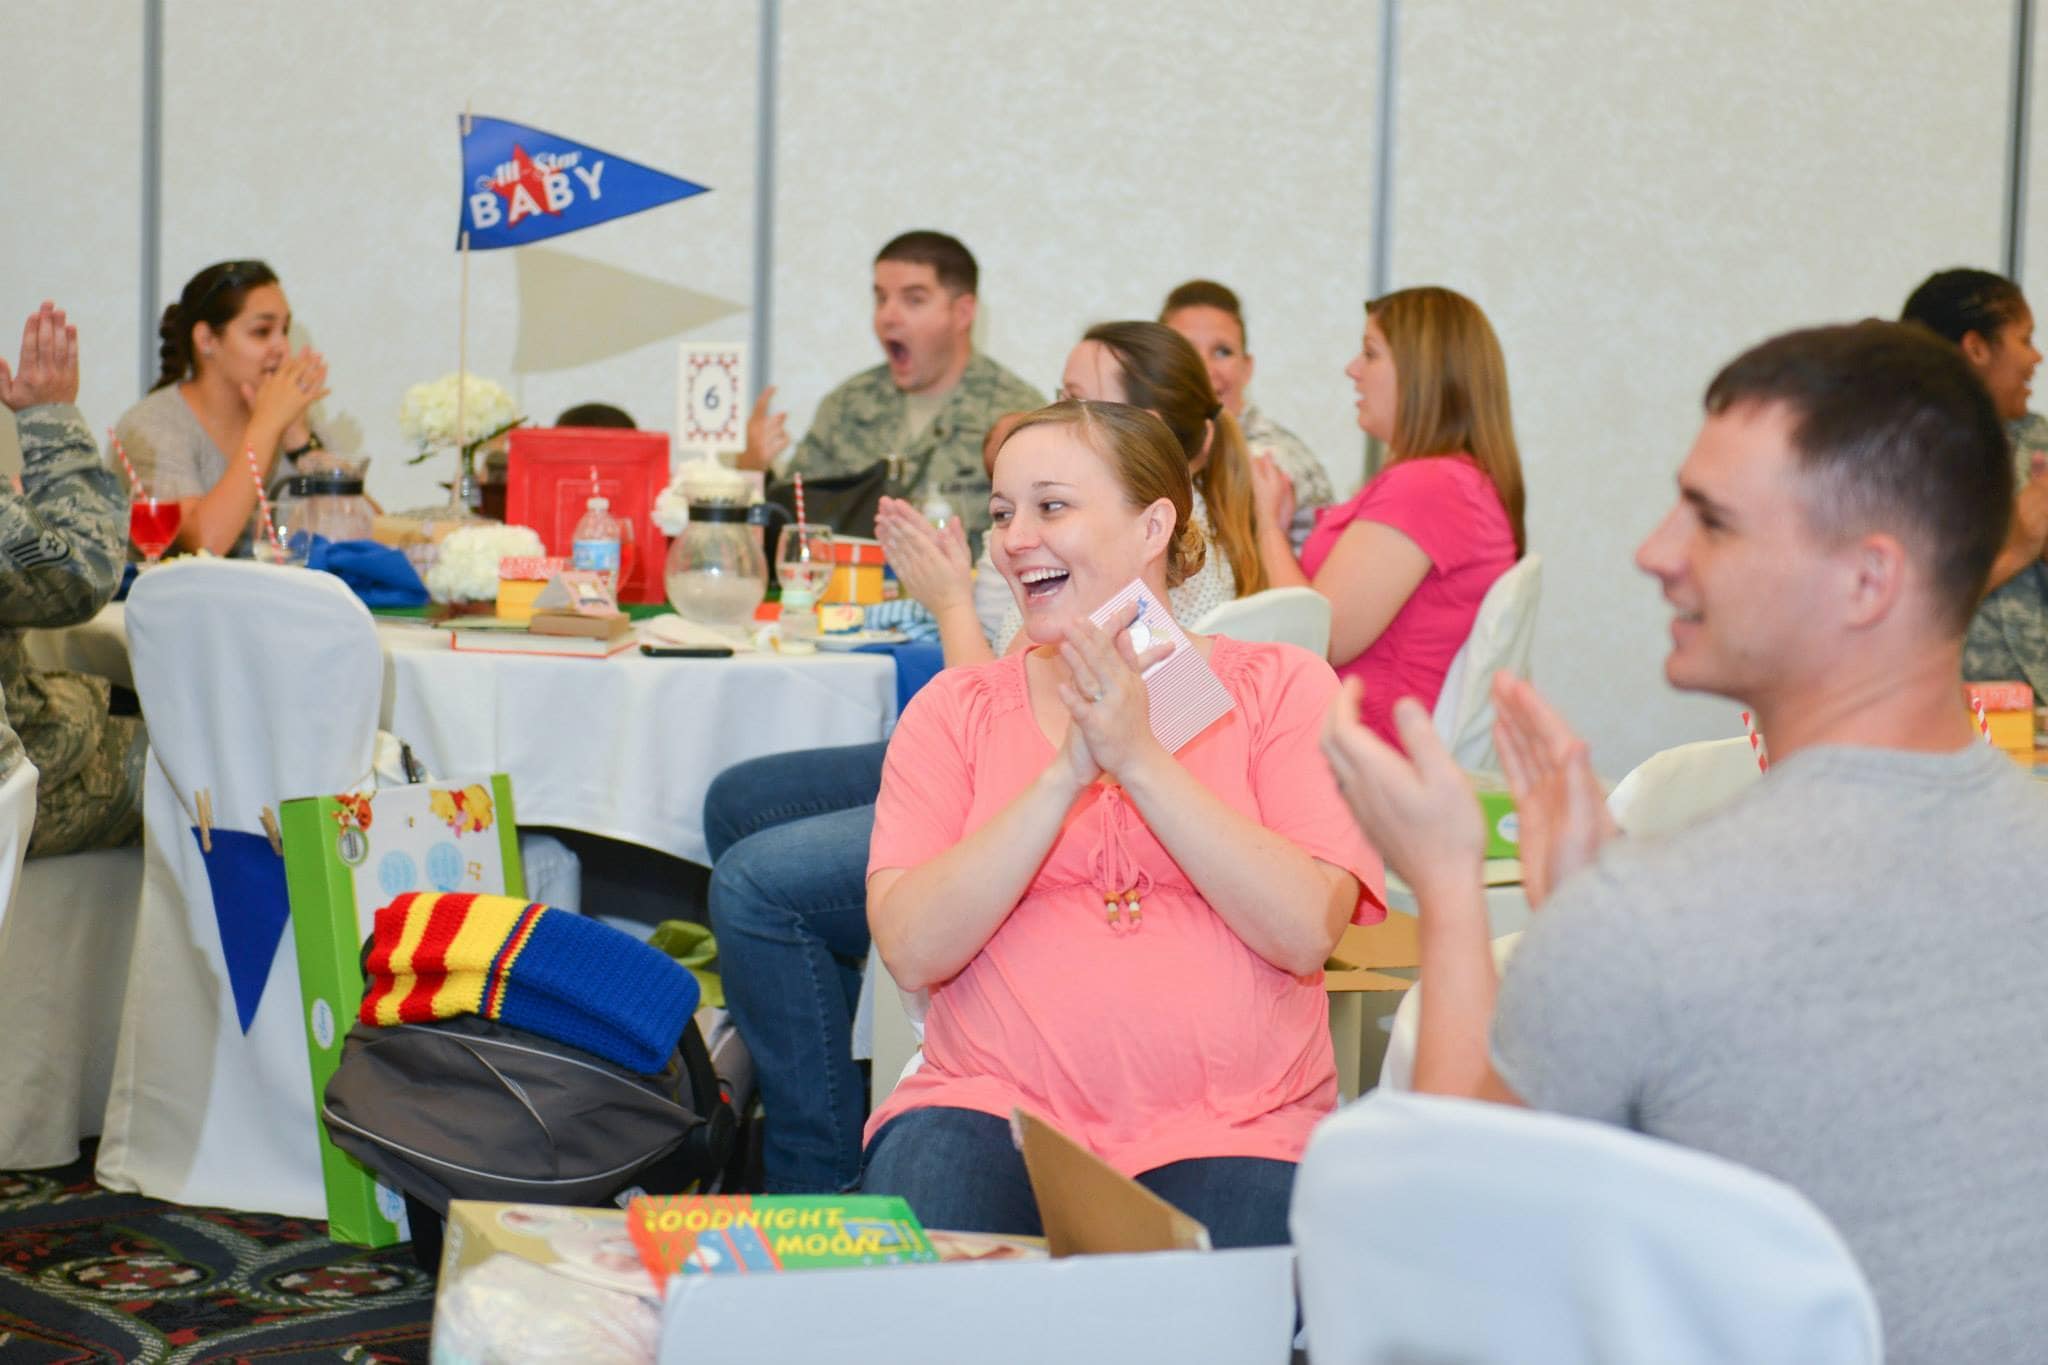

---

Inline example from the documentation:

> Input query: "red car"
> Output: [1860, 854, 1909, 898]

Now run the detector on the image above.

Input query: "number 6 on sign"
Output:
[676, 343, 747, 460]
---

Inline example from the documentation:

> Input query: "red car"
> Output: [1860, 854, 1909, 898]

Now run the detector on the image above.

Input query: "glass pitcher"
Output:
[275, 453, 376, 551]
[665, 493, 788, 630]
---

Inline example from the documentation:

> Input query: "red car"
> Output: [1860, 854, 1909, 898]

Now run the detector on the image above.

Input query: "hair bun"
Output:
[1168, 516, 1208, 588]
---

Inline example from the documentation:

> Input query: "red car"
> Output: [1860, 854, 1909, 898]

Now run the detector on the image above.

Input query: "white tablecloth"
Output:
[25, 605, 897, 864]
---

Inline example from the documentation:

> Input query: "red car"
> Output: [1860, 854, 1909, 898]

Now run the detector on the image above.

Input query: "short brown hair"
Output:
[875, 231, 977, 296]
[997, 400, 1207, 587]
[1705, 320, 2011, 633]
[1160, 279, 1247, 350]
[1368, 286, 1528, 557]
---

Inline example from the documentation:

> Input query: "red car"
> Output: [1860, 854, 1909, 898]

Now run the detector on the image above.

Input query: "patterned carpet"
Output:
[0, 1147, 434, 1363]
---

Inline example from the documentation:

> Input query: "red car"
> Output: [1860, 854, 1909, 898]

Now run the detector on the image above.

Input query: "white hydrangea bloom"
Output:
[424, 523, 546, 602]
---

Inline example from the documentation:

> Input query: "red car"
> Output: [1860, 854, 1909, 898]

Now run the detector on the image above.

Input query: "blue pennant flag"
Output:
[458, 114, 710, 251]
[193, 826, 292, 1034]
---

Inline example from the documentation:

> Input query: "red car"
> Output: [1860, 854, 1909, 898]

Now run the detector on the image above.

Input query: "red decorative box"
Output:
[1963, 680, 2034, 713]
[506, 428, 670, 604]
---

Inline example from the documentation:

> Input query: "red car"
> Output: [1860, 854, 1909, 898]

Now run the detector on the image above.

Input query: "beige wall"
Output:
[1392, 0, 2010, 774]
[1, 1, 2030, 774]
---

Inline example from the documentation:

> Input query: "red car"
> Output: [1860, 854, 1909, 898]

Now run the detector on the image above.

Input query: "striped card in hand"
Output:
[1089, 578, 1235, 752]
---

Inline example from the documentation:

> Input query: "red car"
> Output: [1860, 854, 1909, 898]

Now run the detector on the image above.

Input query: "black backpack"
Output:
[323, 1009, 735, 1271]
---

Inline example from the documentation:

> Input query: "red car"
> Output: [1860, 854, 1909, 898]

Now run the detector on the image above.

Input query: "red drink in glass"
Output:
[130, 498, 182, 564]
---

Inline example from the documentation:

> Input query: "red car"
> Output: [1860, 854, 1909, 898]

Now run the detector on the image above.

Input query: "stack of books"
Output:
[447, 610, 636, 658]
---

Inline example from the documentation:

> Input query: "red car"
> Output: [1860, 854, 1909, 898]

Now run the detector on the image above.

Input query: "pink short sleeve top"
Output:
[1301, 453, 1516, 746]
[865, 638, 1385, 1177]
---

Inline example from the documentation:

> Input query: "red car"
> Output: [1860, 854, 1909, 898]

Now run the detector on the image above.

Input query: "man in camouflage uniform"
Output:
[739, 231, 1043, 551]
[1963, 413, 2048, 696]
[0, 303, 142, 857]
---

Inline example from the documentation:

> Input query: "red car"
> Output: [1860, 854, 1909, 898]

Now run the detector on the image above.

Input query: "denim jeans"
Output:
[861, 1107, 1299, 1248]
[704, 742, 888, 1193]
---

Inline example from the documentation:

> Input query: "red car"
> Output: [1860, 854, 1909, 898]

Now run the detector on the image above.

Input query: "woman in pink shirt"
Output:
[861, 401, 1383, 1246]
[1254, 287, 1527, 746]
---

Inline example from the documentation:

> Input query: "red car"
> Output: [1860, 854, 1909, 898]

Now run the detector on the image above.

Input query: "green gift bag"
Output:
[280, 776, 526, 1246]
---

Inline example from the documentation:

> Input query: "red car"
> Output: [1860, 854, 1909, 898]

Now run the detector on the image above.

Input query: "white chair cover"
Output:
[0, 760, 35, 941]
[1606, 734, 1761, 835]
[1192, 586, 1331, 654]
[96, 560, 381, 1215]
[0, 818, 147, 1169]
[1377, 733, 1766, 1092]
[1292, 1090, 1883, 1364]
[1431, 553, 1544, 769]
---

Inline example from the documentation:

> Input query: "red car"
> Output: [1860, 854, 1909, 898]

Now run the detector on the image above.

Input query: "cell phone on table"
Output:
[639, 643, 734, 658]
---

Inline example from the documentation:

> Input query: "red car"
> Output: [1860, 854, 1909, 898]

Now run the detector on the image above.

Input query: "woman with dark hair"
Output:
[1901, 267, 2048, 694]
[1255, 285, 1525, 746]
[113, 260, 328, 555]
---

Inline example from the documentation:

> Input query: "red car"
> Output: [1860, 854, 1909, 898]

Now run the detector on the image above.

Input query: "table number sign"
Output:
[677, 344, 747, 460]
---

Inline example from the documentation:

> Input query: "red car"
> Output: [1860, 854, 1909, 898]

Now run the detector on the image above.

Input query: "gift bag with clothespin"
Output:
[279, 774, 526, 1246]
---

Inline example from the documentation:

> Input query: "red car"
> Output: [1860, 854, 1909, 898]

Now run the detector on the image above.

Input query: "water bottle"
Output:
[571, 495, 623, 595]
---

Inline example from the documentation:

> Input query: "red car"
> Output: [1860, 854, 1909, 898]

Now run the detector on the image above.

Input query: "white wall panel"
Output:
[160, 1, 757, 513]
[774, 0, 1378, 495]
[0, 1, 144, 458]
[1393, 0, 2009, 778]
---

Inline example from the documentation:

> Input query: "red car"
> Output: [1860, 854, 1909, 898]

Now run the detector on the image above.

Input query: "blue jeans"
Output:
[704, 742, 888, 1193]
[860, 1107, 1299, 1248]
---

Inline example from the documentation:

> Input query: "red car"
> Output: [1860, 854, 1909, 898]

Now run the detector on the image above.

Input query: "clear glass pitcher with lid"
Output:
[663, 462, 787, 630]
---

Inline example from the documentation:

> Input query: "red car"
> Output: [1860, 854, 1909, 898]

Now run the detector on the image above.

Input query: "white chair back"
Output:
[1431, 553, 1543, 769]
[1292, 1091, 1883, 1364]
[95, 560, 382, 1216]
[1192, 586, 1331, 655]
[0, 760, 35, 941]
[1606, 734, 1762, 835]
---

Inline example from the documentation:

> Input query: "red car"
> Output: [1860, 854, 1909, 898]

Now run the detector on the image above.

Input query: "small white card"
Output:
[676, 343, 747, 460]
[1087, 579, 1235, 752]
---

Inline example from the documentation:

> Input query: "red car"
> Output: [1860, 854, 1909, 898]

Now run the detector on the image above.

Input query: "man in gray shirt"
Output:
[1322, 320, 2048, 1362]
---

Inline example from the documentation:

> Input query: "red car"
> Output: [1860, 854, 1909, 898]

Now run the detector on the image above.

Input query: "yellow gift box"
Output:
[496, 556, 568, 623]
[824, 538, 886, 606]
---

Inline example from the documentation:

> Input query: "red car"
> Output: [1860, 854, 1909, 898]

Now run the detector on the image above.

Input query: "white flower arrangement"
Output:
[424, 523, 545, 602]
[398, 373, 524, 469]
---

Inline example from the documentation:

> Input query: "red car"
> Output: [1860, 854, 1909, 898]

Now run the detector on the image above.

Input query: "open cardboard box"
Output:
[1326, 913, 1421, 1102]
[657, 1112, 1295, 1364]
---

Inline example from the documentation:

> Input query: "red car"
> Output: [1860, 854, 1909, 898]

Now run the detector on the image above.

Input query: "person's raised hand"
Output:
[1321, 681, 1487, 901]
[1056, 599, 1172, 782]
[876, 495, 973, 613]
[0, 302, 80, 411]
[1490, 672, 1614, 909]
[738, 387, 789, 472]
[243, 348, 330, 453]
[1250, 453, 1296, 537]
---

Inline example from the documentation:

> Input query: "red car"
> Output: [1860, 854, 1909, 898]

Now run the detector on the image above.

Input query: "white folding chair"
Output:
[1377, 732, 1765, 1092]
[1292, 1090, 1882, 1364]
[0, 751, 147, 1169]
[1431, 552, 1544, 769]
[1192, 586, 1331, 654]
[95, 560, 382, 1216]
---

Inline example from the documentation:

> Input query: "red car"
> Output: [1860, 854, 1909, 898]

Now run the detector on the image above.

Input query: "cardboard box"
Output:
[1325, 916, 1421, 1102]
[656, 1111, 1294, 1364]
[280, 776, 526, 1247]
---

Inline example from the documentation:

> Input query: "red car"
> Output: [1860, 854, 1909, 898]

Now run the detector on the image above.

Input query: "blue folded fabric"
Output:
[858, 640, 946, 712]
[306, 537, 429, 608]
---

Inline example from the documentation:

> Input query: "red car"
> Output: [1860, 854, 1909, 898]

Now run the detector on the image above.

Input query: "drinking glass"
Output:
[129, 497, 182, 567]
[776, 523, 835, 649]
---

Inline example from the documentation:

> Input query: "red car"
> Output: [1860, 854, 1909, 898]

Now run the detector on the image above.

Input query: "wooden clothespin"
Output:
[195, 788, 213, 853]
[259, 805, 283, 858]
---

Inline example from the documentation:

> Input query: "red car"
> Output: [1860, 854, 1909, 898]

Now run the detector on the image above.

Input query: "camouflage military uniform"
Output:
[4, 404, 142, 857]
[1963, 414, 2048, 696]
[786, 352, 1044, 549]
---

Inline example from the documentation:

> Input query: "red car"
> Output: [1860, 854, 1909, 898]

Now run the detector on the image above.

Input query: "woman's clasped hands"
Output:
[875, 495, 972, 613]
[1051, 598, 1173, 789]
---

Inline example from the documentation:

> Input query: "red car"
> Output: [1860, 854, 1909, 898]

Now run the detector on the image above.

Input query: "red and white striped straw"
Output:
[1742, 710, 1769, 773]
[792, 472, 808, 550]
[245, 446, 282, 548]
[107, 428, 144, 500]
[1974, 695, 1991, 744]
